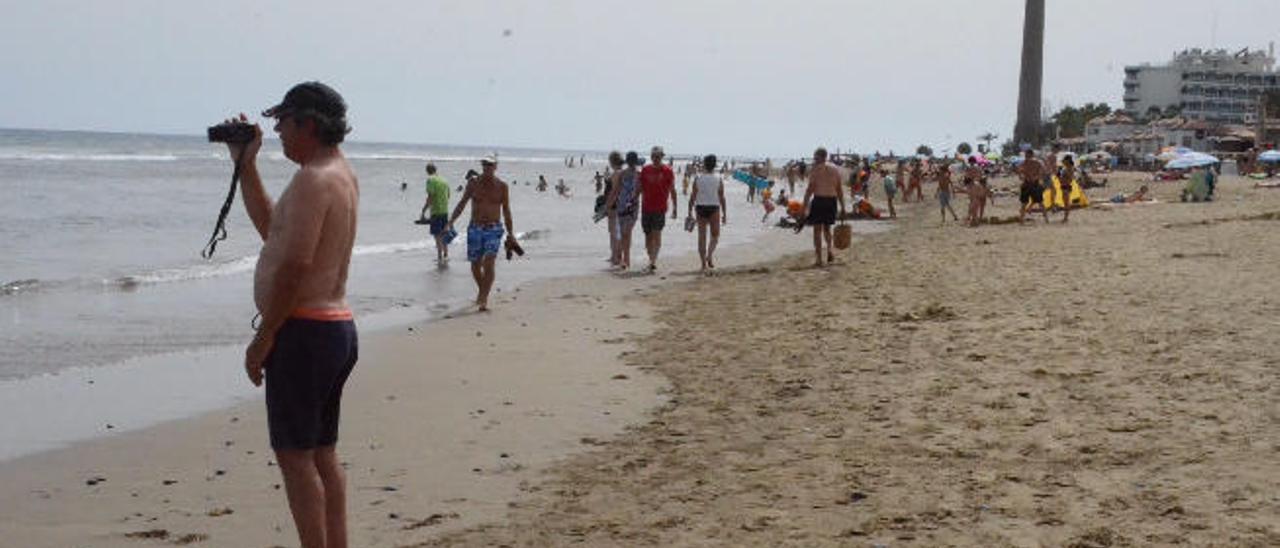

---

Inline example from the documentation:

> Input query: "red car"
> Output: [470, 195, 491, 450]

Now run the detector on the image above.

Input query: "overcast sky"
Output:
[2, 0, 1278, 157]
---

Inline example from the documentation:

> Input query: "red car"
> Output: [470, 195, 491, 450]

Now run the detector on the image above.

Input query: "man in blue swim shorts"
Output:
[448, 154, 517, 311]
[467, 222, 504, 262]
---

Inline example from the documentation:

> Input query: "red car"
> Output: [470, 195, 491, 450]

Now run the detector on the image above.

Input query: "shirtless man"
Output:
[785, 163, 798, 197]
[963, 157, 983, 226]
[802, 147, 847, 267]
[894, 160, 907, 201]
[229, 82, 359, 548]
[448, 156, 516, 311]
[909, 161, 925, 202]
[935, 164, 960, 223]
[1019, 149, 1049, 223]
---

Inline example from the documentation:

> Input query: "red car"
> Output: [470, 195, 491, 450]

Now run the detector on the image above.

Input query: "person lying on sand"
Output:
[1109, 185, 1151, 204]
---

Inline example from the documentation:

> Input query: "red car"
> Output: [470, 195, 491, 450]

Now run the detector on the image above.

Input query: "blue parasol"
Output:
[1165, 152, 1219, 169]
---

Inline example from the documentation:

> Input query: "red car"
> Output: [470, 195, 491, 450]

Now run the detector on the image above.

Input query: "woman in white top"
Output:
[688, 154, 727, 274]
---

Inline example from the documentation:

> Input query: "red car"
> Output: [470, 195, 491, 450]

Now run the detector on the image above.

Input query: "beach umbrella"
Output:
[1259, 150, 1280, 164]
[967, 152, 991, 166]
[1165, 152, 1219, 170]
[1157, 146, 1193, 161]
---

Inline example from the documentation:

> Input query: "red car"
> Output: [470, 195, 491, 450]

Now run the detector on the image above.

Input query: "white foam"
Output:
[0, 152, 182, 162]
[116, 255, 258, 286]
[351, 240, 429, 256]
[114, 239, 433, 288]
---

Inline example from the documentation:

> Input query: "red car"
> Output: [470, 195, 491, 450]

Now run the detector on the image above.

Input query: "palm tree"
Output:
[1013, 0, 1045, 148]
[978, 132, 998, 153]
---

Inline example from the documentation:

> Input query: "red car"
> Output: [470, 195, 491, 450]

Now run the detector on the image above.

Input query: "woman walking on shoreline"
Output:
[604, 151, 642, 270]
[602, 151, 624, 267]
[689, 154, 727, 274]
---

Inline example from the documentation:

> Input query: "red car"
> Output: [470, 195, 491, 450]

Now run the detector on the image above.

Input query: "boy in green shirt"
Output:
[419, 163, 451, 262]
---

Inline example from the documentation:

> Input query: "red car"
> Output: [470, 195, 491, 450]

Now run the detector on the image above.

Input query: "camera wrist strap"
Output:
[201, 146, 248, 259]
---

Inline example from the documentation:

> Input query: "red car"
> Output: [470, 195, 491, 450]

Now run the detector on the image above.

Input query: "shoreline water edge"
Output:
[0, 128, 807, 462]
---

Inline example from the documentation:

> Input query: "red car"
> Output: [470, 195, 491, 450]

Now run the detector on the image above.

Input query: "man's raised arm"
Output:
[225, 114, 272, 241]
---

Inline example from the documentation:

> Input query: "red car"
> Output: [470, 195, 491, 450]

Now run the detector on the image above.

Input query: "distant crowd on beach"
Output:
[416, 143, 1115, 286]
[412, 135, 1278, 303]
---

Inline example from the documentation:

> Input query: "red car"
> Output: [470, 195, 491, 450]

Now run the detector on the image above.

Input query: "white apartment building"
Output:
[1123, 46, 1279, 124]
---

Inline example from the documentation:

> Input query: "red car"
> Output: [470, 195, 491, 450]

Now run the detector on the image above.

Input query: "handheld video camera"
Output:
[207, 121, 256, 144]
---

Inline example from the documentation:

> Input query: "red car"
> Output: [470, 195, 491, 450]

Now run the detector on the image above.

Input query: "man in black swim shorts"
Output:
[226, 82, 361, 547]
[802, 147, 847, 267]
[1018, 149, 1049, 224]
[807, 195, 838, 225]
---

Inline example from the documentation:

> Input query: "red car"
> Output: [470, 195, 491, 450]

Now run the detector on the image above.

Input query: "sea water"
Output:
[0, 128, 783, 460]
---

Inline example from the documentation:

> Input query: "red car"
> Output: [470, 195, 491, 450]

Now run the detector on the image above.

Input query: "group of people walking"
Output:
[599, 146, 726, 274]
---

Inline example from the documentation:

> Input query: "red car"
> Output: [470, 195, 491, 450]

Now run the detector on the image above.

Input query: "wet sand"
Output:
[0, 226, 812, 547]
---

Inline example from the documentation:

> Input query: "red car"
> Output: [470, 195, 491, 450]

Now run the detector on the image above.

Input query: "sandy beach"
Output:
[417, 172, 1280, 547]
[8, 172, 1280, 547]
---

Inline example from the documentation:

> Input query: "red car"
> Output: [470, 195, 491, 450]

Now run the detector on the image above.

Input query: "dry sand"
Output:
[419, 173, 1280, 547]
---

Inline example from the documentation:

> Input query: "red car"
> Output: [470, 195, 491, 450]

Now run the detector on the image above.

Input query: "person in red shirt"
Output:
[639, 145, 678, 272]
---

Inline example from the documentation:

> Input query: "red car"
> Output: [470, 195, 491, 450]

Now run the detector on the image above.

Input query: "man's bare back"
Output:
[808, 163, 842, 197]
[255, 155, 359, 313]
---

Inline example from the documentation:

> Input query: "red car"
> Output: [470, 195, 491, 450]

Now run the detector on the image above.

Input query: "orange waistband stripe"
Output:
[291, 307, 354, 321]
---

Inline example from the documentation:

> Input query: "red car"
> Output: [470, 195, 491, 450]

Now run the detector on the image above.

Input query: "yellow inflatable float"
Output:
[1041, 177, 1089, 208]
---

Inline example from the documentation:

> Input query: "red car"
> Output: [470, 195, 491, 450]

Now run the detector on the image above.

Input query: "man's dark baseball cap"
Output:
[262, 81, 347, 119]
